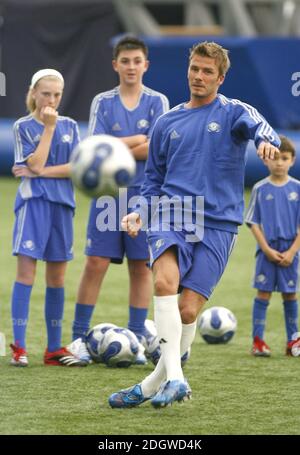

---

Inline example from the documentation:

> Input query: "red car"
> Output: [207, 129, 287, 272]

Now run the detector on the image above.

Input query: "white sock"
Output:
[153, 294, 183, 382]
[141, 356, 165, 397]
[181, 321, 197, 354]
[141, 318, 197, 397]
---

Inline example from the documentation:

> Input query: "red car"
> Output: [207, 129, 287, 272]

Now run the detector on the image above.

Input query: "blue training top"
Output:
[245, 176, 300, 242]
[88, 85, 169, 188]
[13, 114, 80, 212]
[137, 94, 280, 233]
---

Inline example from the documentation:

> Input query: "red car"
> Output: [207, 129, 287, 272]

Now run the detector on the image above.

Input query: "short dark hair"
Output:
[113, 36, 148, 60]
[189, 41, 230, 76]
[279, 135, 296, 157]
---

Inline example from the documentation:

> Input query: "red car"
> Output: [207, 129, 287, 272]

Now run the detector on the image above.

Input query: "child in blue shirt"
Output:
[246, 135, 300, 357]
[11, 69, 85, 367]
[69, 36, 169, 365]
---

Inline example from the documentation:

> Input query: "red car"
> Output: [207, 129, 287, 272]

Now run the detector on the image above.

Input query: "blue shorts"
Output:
[147, 227, 237, 299]
[253, 239, 300, 293]
[13, 198, 74, 262]
[85, 187, 149, 264]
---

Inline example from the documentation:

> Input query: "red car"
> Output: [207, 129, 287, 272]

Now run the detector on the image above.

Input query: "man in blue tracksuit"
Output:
[109, 41, 281, 408]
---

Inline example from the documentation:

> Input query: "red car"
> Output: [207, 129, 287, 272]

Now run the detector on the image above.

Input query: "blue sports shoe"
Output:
[151, 379, 191, 408]
[109, 383, 152, 408]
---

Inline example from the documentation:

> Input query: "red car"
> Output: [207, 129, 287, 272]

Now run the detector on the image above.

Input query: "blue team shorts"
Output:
[85, 187, 149, 264]
[13, 198, 74, 262]
[253, 239, 300, 293]
[147, 226, 237, 299]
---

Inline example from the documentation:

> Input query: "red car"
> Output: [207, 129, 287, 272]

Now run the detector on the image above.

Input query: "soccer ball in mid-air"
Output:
[198, 306, 237, 344]
[85, 322, 117, 362]
[70, 134, 136, 197]
[99, 327, 139, 367]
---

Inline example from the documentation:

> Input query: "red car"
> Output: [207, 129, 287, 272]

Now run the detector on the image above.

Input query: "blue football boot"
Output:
[151, 379, 191, 408]
[109, 383, 152, 408]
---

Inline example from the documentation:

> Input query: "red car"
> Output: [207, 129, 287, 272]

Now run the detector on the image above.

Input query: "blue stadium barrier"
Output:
[143, 37, 300, 130]
[0, 119, 299, 187]
[0, 119, 88, 176]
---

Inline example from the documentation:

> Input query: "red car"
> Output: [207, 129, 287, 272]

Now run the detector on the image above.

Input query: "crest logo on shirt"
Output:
[207, 122, 221, 132]
[33, 134, 41, 143]
[61, 134, 72, 143]
[137, 119, 149, 129]
[22, 240, 35, 251]
[112, 123, 122, 131]
[288, 192, 298, 201]
[265, 193, 274, 201]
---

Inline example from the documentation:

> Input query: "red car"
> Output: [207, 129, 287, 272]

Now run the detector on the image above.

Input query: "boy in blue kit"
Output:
[109, 41, 280, 408]
[69, 36, 169, 364]
[11, 69, 85, 367]
[245, 136, 300, 357]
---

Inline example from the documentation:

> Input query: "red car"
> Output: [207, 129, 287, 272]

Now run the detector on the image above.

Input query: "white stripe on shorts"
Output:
[13, 202, 28, 254]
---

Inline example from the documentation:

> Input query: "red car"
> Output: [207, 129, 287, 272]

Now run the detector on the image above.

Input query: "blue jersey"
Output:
[137, 94, 280, 233]
[13, 114, 80, 212]
[245, 176, 300, 243]
[88, 85, 169, 187]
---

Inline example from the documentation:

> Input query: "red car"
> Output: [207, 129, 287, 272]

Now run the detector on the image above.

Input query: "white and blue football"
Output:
[198, 306, 237, 344]
[99, 327, 139, 368]
[70, 134, 136, 197]
[85, 322, 117, 362]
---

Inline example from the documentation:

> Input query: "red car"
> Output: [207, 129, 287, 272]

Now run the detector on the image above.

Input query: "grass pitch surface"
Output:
[1, 177, 300, 435]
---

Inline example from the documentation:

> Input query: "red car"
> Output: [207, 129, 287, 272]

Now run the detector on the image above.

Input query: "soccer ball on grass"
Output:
[99, 327, 139, 368]
[198, 306, 237, 344]
[85, 322, 117, 362]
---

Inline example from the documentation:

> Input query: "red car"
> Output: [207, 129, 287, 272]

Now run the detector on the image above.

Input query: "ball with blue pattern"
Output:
[198, 306, 237, 344]
[70, 134, 136, 198]
[99, 327, 139, 368]
[85, 322, 117, 363]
